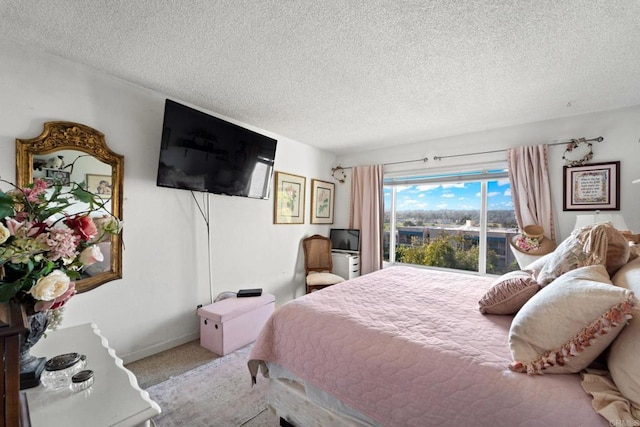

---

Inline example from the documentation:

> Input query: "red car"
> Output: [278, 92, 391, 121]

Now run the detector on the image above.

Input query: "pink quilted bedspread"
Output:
[249, 266, 607, 426]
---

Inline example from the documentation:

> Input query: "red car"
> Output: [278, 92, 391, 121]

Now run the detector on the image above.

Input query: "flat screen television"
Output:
[330, 229, 360, 254]
[156, 99, 277, 199]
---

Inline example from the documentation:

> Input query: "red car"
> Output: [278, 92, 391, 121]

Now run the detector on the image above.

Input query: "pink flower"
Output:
[65, 215, 98, 241]
[5, 217, 25, 236]
[39, 228, 80, 261]
[22, 178, 49, 203]
[79, 245, 104, 266]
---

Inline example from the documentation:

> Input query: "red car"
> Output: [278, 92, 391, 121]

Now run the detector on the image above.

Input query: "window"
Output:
[383, 167, 519, 275]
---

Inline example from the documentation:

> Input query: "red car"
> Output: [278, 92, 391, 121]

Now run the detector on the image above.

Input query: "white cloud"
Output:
[416, 184, 441, 192]
[441, 193, 455, 198]
[442, 183, 465, 189]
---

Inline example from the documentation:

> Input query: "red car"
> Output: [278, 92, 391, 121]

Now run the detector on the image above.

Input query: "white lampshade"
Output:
[573, 213, 629, 231]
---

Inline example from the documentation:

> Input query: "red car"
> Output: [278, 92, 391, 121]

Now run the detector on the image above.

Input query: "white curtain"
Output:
[507, 145, 556, 241]
[350, 165, 384, 274]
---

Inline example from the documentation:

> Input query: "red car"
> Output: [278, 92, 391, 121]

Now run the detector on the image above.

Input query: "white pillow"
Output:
[608, 257, 640, 408]
[509, 264, 636, 375]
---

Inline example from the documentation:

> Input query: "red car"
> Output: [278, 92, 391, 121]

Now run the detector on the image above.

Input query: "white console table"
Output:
[24, 323, 161, 427]
[332, 252, 360, 280]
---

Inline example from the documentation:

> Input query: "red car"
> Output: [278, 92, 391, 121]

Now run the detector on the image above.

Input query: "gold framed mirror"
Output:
[16, 122, 124, 293]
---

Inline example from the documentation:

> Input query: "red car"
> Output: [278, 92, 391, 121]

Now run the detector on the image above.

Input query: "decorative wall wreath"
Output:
[331, 165, 347, 183]
[562, 138, 594, 167]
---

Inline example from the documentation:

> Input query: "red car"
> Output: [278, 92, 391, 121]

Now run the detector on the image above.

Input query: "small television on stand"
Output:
[329, 229, 360, 254]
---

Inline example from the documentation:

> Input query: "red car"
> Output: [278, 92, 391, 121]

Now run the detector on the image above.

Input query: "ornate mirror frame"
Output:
[15, 122, 124, 293]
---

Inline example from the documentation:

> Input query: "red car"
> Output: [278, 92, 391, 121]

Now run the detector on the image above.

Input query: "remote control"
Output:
[237, 288, 262, 297]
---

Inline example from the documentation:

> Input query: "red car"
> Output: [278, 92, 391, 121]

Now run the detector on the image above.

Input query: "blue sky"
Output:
[384, 179, 513, 211]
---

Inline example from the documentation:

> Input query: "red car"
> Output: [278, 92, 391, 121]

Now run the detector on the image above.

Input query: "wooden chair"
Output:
[302, 234, 345, 293]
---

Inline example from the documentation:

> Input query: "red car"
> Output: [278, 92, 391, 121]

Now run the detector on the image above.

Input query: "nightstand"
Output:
[24, 323, 160, 426]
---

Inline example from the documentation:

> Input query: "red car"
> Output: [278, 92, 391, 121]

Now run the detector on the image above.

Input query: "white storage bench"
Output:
[197, 293, 275, 356]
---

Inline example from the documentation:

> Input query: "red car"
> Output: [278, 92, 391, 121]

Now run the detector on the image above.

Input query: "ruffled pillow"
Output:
[478, 270, 539, 315]
[509, 264, 636, 375]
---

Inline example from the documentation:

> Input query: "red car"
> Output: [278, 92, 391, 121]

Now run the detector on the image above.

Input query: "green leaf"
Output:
[0, 281, 23, 302]
[71, 187, 98, 205]
[66, 270, 81, 280]
[0, 191, 15, 218]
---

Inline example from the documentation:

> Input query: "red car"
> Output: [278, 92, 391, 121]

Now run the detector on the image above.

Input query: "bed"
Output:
[248, 225, 640, 426]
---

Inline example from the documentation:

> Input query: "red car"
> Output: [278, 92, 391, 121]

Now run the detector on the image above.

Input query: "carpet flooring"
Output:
[126, 341, 278, 426]
[126, 340, 219, 390]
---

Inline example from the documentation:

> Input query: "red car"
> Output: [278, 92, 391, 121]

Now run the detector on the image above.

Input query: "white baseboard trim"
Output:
[121, 331, 200, 364]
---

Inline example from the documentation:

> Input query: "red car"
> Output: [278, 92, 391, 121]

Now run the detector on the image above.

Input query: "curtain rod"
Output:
[334, 157, 428, 171]
[331, 157, 428, 182]
[432, 136, 603, 161]
[331, 136, 602, 181]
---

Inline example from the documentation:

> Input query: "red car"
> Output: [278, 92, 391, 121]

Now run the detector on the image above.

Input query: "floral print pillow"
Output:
[535, 233, 597, 287]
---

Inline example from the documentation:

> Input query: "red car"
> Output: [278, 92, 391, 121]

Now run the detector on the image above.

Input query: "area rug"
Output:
[146, 344, 276, 426]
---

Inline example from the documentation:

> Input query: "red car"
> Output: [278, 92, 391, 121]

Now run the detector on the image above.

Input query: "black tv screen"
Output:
[156, 99, 277, 199]
[330, 229, 360, 254]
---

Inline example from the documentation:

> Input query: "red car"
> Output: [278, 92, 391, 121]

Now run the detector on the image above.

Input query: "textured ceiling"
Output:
[1, 1, 640, 155]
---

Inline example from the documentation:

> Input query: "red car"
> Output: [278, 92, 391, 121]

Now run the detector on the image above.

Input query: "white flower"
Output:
[79, 245, 104, 266]
[94, 215, 122, 235]
[0, 222, 9, 244]
[29, 270, 71, 301]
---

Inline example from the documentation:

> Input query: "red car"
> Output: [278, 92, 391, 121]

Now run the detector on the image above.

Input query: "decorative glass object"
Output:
[70, 370, 94, 392]
[40, 353, 87, 390]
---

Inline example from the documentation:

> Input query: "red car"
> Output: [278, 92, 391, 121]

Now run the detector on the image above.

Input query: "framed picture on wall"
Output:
[86, 174, 113, 198]
[274, 171, 306, 224]
[45, 169, 70, 186]
[563, 161, 620, 211]
[310, 179, 335, 224]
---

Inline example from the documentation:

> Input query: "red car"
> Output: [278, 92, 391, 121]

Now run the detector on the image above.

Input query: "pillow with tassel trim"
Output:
[509, 264, 636, 375]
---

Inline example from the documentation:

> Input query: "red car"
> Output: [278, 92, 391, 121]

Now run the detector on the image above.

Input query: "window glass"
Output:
[384, 170, 519, 275]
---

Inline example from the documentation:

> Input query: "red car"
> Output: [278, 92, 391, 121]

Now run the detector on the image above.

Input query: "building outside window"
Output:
[383, 167, 519, 275]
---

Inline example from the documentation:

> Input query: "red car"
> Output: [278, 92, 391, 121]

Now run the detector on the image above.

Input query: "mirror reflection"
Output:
[16, 122, 124, 293]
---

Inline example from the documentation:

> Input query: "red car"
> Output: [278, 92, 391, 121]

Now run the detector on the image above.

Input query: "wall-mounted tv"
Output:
[330, 229, 360, 254]
[156, 99, 277, 199]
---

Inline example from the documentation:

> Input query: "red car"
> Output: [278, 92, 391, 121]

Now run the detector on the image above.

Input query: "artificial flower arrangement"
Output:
[0, 177, 122, 330]
[514, 234, 541, 252]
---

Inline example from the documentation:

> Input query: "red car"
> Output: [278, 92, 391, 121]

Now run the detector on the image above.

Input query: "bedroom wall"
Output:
[335, 105, 640, 240]
[0, 39, 337, 362]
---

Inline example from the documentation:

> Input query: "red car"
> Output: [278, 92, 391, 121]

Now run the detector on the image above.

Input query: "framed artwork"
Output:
[86, 174, 113, 198]
[45, 169, 70, 186]
[563, 161, 620, 211]
[274, 171, 306, 224]
[310, 179, 335, 224]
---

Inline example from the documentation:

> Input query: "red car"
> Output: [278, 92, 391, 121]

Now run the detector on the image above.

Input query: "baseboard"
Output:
[121, 331, 200, 364]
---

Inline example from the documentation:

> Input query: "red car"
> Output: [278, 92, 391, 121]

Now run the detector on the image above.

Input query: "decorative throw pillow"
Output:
[535, 232, 594, 286]
[535, 222, 630, 287]
[603, 224, 631, 275]
[478, 270, 540, 315]
[509, 264, 636, 375]
[608, 257, 640, 409]
[522, 252, 553, 280]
